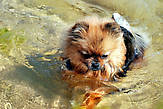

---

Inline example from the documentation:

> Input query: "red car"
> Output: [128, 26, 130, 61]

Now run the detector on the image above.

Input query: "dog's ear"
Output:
[104, 22, 122, 37]
[68, 22, 89, 39]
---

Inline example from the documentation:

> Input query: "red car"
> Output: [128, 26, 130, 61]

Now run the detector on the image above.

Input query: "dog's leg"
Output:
[81, 85, 119, 109]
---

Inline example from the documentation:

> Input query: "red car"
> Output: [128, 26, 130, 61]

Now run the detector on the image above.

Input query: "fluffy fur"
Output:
[61, 16, 146, 109]
[62, 16, 130, 81]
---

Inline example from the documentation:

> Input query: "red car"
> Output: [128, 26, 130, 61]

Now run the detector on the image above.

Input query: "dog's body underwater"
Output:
[61, 15, 147, 109]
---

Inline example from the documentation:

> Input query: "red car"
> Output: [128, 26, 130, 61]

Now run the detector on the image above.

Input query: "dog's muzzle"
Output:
[90, 61, 101, 71]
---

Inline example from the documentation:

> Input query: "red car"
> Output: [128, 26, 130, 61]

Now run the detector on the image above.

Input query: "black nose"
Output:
[91, 61, 101, 71]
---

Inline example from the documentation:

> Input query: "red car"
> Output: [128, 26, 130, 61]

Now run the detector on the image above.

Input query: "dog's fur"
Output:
[61, 16, 146, 108]
[62, 16, 145, 81]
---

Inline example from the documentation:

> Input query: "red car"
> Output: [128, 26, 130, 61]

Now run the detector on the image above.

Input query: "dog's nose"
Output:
[91, 61, 101, 71]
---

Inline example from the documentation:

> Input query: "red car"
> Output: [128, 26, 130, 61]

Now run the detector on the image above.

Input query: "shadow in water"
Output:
[4, 49, 71, 107]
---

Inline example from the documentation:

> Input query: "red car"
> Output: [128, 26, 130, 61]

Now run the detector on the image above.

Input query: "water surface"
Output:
[0, 0, 162, 109]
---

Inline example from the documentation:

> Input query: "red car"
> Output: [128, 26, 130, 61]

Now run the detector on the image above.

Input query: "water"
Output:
[0, 0, 162, 109]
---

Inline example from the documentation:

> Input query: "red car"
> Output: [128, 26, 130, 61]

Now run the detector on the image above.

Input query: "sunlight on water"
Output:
[0, 0, 162, 108]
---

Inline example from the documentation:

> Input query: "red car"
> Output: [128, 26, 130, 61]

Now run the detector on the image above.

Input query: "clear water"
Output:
[0, 0, 162, 109]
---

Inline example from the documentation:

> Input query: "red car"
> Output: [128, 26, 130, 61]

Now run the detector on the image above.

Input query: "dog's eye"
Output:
[81, 51, 87, 55]
[101, 54, 108, 59]
[81, 51, 91, 59]
[101, 52, 110, 59]
[83, 54, 91, 59]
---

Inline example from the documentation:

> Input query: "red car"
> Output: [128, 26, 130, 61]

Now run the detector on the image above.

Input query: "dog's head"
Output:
[63, 16, 126, 77]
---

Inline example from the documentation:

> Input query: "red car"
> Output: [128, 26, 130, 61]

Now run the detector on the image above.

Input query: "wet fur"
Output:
[62, 16, 146, 108]
[62, 16, 146, 81]
[63, 16, 127, 81]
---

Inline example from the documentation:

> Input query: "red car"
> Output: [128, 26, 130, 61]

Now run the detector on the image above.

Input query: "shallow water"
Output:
[0, 0, 162, 109]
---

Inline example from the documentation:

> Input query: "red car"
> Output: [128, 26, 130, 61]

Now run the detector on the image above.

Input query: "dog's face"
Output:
[63, 17, 126, 80]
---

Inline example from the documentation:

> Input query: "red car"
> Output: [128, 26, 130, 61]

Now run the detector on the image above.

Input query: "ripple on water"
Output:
[0, 0, 163, 109]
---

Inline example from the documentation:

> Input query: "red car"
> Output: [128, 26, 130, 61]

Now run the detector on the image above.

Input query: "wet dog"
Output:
[61, 16, 146, 108]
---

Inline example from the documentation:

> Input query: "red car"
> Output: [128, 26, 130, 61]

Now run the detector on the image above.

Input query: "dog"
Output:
[61, 15, 146, 109]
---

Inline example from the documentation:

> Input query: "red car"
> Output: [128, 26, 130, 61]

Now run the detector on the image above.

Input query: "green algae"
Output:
[154, 98, 163, 109]
[0, 28, 26, 55]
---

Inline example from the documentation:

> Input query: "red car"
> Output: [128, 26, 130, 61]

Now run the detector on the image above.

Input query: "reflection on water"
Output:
[0, 0, 162, 108]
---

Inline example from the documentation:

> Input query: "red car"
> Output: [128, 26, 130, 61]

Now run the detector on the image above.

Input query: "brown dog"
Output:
[61, 16, 146, 108]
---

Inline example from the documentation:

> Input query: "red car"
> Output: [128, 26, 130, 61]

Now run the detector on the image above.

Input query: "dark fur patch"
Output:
[72, 22, 89, 32]
[68, 22, 89, 41]
[119, 26, 145, 75]
[66, 59, 74, 70]
[104, 22, 121, 35]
